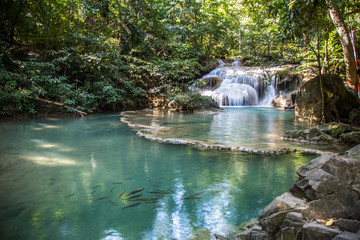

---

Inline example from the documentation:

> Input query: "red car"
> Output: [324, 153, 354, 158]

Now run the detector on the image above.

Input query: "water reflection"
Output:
[123, 108, 349, 153]
[90, 152, 97, 172]
[0, 114, 317, 239]
[196, 181, 239, 237]
[170, 177, 192, 239]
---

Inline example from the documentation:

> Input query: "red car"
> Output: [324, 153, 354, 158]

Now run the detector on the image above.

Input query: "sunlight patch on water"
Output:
[21, 153, 78, 166]
[36, 123, 62, 129]
[31, 139, 75, 152]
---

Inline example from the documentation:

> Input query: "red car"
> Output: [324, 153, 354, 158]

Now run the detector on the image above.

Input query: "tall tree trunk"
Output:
[326, 0, 358, 93]
[316, 35, 326, 123]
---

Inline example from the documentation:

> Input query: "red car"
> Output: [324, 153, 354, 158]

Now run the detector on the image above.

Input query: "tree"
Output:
[325, 0, 358, 93]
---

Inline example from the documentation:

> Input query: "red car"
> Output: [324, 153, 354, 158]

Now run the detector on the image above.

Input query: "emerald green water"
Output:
[0, 111, 316, 239]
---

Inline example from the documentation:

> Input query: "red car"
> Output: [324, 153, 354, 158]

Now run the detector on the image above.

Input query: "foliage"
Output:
[167, 91, 215, 111]
[0, 0, 359, 116]
[0, 0, 240, 116]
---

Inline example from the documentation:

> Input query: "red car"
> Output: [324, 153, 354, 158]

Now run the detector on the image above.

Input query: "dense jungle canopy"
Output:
[0, 0, 359, 116]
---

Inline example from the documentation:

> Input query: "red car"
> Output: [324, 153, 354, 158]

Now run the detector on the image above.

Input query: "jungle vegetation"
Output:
[0, 0, 359, 116]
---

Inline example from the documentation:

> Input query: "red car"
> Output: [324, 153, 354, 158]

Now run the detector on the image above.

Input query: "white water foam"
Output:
[200, 60, 279, 107]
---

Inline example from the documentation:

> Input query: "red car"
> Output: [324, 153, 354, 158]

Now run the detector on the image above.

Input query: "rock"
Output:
[283, 126, 336, 143]
[332, 231, 360, 240]
[272, 90, 297, 108]
[334, 219, 360, 233]
[214, 233, 228, 240]
[302, 222, 342, 239]
[340, 132, 360, 146]
[237, 148, 360, 239]
[201, 76, 223, 90]
[349, 108, 360, 123]
[236, 224, 272, 240]
[279, 212, 306, 240]
[259, 192, 307, 219]
[308, 127, 321, 138]
[303, 190, 360, 219]
[345, 144, 360, 160]
[316, 122, 355, 138]
[295, 74, 360, 122]
[291, 153, 360, 219]
[259, 211, 288, 234]
[255, 193, 307, 237]
[312, 132, 335, 143]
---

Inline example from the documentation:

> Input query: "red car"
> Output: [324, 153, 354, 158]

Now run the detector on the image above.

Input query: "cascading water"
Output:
[200, 60, 279, 107]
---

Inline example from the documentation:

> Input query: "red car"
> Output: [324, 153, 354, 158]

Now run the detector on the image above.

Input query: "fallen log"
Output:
[36, 97, 87, 117]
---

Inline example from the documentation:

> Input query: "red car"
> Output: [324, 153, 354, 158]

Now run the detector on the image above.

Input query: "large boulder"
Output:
[295, 74, 360, 122]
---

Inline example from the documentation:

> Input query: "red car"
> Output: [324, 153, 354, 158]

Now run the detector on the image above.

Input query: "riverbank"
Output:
[236, 144, 360, 240]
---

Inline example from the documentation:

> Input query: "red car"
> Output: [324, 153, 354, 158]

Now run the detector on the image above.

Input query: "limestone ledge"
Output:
[136, 130, 326, 156]
[121, 115, 326, 156]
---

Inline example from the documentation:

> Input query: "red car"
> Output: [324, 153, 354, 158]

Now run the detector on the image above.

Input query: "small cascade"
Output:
[200, 60, 279, 107]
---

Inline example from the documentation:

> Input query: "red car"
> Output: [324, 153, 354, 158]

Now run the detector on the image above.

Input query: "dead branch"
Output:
[36, 97, 87, 117]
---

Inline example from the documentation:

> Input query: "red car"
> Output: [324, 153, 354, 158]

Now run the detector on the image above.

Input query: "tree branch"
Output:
[36, 97, 87, 117]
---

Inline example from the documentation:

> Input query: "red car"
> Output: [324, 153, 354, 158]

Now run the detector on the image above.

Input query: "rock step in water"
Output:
[136, 130, 324, 156]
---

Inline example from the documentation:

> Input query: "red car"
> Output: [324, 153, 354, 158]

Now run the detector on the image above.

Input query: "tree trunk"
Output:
[316, 35, 326, 123]
[326, 0, 358, 92]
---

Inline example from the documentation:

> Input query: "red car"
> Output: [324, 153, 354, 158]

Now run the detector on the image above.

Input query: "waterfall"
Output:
[200, 60, 279, 107]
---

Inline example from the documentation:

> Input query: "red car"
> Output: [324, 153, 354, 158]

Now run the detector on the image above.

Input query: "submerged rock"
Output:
[236, 145, 360, 240]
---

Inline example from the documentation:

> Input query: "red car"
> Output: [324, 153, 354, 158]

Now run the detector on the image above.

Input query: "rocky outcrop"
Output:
[295, 74, 360, 122]
[201, 76, 223, 90]
[236, 145, 360, 240]
[349, 109, 360, 123]
[283, 122, 360, 146]
[340, 131, 360, 146]
[272, 90, 297, 109]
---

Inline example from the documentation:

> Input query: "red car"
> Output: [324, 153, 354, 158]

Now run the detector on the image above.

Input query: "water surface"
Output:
[122, 107, 348, 153]
[0, 113, 316, 239]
